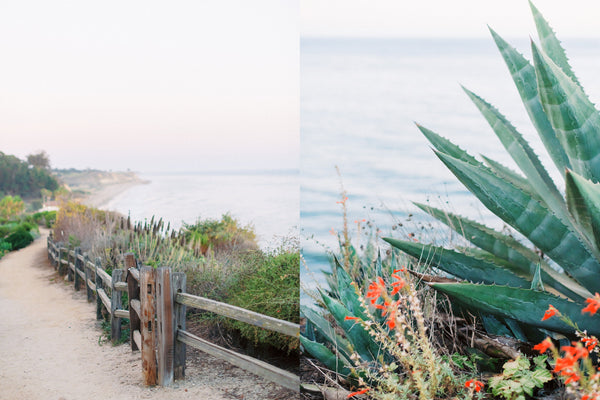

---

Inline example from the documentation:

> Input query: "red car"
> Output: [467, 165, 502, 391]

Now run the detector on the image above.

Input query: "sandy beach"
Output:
[83, 180, 145, 209]
[54, 169, 149, 209]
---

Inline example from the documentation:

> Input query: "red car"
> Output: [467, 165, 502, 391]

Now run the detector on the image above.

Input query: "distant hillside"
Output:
[53, 169, 147, 197]
[0, 152, 59, 198]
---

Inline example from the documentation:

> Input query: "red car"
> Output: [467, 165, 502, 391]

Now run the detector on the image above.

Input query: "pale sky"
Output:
[1, 1, 299, 172]
[301, 0, 600, 38]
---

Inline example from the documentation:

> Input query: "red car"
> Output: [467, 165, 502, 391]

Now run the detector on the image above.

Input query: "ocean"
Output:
[300, 37, 600, 292]
[102, 170, 299, 250]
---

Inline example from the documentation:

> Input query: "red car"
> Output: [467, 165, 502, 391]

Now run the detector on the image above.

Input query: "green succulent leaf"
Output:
[416, 124, 479, 165]
[320, 292, 379, 362]
[529, 0, 581, 88]
[566, 169, 600, 252]
[413, 202, 589, 301]
[481, 156, 543, 204]
[383, 238, 532, 288]
[463, 87, 566, 219]
[433, 150, 600, 293]
[532, 42, 600, 183]
[430, 282, 600, 336]
[300, 335, 352, 376]
[333, 261, 370, 321]
[489, 27, 570, 174]
[302, 305, 354, 361]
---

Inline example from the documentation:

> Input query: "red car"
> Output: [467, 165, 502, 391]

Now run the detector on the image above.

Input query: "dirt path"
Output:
[0, 230, 296, 400]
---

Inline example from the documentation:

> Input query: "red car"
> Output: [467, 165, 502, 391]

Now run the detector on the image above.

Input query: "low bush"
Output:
[32, 210, 57, 228]
[6, 228, 34, 250]
[223, 247, 300, 353]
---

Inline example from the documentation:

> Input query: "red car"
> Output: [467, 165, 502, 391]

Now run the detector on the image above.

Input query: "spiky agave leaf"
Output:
[529, 0, 581, 88]
[566, 170, 600, 252]
[413, 202, 590, 301]
[433, 150, 600, 293]
[430, 283, 600, 336]
[384, 238, 532, 288]
[489, 27, 570, 175]
[532, 42, 600, 184]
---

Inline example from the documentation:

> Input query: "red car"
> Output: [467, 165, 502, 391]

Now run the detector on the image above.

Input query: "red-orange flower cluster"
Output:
[533, 337, 554, 353]
[390, 273, 405, 295]
[542, 304, 558, 321]
[583, 293, 600, 315]
[366, 277, 386, 304]
[464, 379, 484, 392]
[582, 337, 598, 352]
[582, 393, 600, 400]
[553, 342, 589, 386]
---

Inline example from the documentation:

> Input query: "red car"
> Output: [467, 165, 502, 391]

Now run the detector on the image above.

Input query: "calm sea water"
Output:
[103, 170, 298, 250]
[301, 37, 600, 291]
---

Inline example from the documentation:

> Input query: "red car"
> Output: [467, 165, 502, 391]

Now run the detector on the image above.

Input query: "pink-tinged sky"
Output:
[0, 0, 299, 172]
[301, 0, 600, 38]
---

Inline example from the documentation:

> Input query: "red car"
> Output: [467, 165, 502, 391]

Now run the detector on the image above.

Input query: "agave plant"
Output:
[386, 1, 600, 340]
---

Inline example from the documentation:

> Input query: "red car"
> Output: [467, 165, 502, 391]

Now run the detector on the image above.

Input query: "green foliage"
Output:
[301, 214, 468, 398]
[387, 2, 600, 342]
[181, 213, 257, 255]
[0, 151, 58, 198]
[488, 356, 552, 400]
[32, 210, 57, 228]
[54, 205, 298, 351]
[5, 227, 34, 250]
[0, 239, 11, 258]
[224, 248, 300, 353]
[0, 195, 25, 219]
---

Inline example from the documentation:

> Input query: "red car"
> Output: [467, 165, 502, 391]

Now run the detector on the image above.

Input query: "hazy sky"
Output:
[301, 0, 600, 38]
[1, 1, 299, 172]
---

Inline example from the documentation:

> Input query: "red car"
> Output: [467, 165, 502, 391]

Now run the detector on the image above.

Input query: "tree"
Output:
[0, 195, 25, 219]
[26, 151, 50, 170]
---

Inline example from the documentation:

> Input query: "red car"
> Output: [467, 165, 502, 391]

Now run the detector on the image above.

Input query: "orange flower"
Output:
[533, 337, 554, 353]
[344, 316, 359, 321]
[464, 379, 484, 392]
[583, 293, 600, 315]
[542, 305, 558, 321]
[562, 343, 589, 360]
[366, 277, 386, 304]
[554, 356, 576, 373]
[393, 267, 405, 273]
[347, 388, 369, 398]
[563, 371, 580, 385]
[390, 274, 405, 295]
[385, 300, 400, 330]
[582, 337, 598, 352]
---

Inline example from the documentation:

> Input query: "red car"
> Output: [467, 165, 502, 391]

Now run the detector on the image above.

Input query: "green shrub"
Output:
[6, 228, 34, 250]
[0, 239, 11, 257]
[224, 248, 299, 353]
[182, 213, 257, 255]
[32, 210, 56, 228]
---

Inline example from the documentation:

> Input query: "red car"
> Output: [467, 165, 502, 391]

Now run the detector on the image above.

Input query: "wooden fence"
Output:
[46, 234, 300, 391]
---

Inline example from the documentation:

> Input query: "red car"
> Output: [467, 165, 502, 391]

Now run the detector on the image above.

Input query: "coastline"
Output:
[53, 169, 149, 210]
[82, 180, 145, 209]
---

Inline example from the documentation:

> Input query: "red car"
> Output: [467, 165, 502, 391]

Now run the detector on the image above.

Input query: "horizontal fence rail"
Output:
[46, 234, 299, 391]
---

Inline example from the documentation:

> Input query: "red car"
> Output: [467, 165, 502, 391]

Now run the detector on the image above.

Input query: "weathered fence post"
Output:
[140, 266, 157, 385]
[67, 246, 74, 281]
[125, 253, 140, 351]
[84, 253, 93, 301]
[58, 245, 64, 275]
[47, 235, 51, 262]
[156, 267, 174, 386]
[95, 257, 103, 320]
[172, 272, 186, 380]
[111, 269, 124, 343]
[73, 247, 81, 291]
